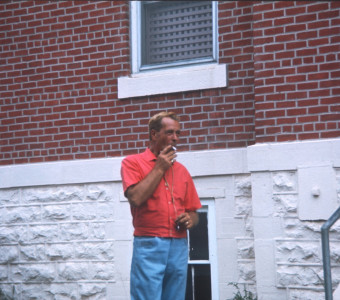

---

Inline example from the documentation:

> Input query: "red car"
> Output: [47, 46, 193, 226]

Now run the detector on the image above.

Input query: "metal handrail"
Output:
[321, 206, 340, 300]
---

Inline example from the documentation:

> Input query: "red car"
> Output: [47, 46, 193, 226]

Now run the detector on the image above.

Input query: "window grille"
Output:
[141, 1, 214, 69]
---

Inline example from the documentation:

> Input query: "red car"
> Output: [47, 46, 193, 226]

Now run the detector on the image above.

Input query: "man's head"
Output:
[148, 112, 181, 155]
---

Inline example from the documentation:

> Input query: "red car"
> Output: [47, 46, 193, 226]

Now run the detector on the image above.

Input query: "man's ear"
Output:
[150, 129, 157, 140]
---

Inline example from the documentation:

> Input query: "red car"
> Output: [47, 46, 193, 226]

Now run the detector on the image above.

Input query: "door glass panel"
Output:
[186, 210, 211, 299]
[186, 264, 212, 300]
[189, 211, 209, 260]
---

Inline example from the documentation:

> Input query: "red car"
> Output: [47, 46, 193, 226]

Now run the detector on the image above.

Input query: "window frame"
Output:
[135, 1, 218, 73]
[187, 199, 219, 300]
[118, 1, 227, 99]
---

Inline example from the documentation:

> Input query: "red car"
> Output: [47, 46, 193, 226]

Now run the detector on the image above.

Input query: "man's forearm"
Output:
[126, 166, 164, 207]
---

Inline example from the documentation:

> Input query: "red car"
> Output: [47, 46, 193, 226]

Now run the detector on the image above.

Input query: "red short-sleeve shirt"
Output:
[121, 148, 201, 238]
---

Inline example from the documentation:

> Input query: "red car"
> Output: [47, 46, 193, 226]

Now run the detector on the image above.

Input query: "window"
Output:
[140, 1, 217, 72]
[118, 1, 227, 99]
[186, 200, 218, 300]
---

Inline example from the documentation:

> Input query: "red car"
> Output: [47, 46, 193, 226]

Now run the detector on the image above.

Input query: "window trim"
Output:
[117, 1, 227, 99]
[131, 1, 218, 73]
[187, 199, 219, 300]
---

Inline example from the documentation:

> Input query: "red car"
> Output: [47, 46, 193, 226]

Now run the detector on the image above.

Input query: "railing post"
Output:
[322, 224, 333, 300]
[321, 206, 340, 300]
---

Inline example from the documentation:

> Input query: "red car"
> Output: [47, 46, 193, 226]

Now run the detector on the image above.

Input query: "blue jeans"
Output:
[130, 237, 188, 300]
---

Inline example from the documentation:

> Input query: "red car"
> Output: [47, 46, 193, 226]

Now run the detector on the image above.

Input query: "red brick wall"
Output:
[0, 1, 339, 166]
[253, 1, 340, 142]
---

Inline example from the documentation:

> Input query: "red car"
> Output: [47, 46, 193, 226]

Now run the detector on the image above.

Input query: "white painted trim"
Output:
[0, 148, 247, 189]
[118, 63, 227, 99]
[247, 138, 340, 172]
[0, 157, 123, 188]
[120, 2, 225, 99]
[2, 138, 338, 189]
[129, 1, 219, 75]
[188, 200, 219, 300]
[130, 1, 140, 74]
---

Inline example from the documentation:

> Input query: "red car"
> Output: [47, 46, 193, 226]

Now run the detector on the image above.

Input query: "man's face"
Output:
[152, 117, 181, 154]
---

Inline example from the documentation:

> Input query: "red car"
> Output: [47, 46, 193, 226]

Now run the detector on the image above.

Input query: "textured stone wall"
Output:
[0, 182, 133, 299]
[1, 139, 340, 299]
[273, 171, 325, 299]
[249, 139, 340, 300]
[0, 177, 257, 300]
[275, 168, 340, 300]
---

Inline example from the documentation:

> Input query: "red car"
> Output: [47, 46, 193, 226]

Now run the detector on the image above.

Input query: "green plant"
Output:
[228, 282, 258, 300]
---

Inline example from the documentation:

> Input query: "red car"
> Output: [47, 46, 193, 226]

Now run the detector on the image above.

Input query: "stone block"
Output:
[73, 242, 115, 260]
[22, 185, 83, 203]
[234, 175, 252, 197]
[19, 283, 79, 299]
[0, 188, 20, 205]
[20, 244, 46, 261]
[251, 172, 273, 217]
[273, 194, 297, 217]
[91, 262, 115, 280]
[275, 240, 321, 264]
[217, 239, 238, 282]
[89, 222, 107, 240]
[114, 241, 132, 281]
[28, 224, 60, 242]
[107, 281, 130, 299]
[11, 263, 55, 283]
[197, 187, 226, 199]
[298, 164, 337, 220]
[254, 240, 276, 287]
[234, 196, 252, 217]
[215, 196, 235, 219]
[97, 202, 115, 220]
[71, 202, 98, 220]
[276, 265, 323, 287]
[42, 204, 71, 221]
[289, 288, 325, 300]
[79, 283, 106, 298]
[2, 205, 41, 224]
[59, 223, 89, 241]
[111, 220, 134, 241]
[272, 171, 297, 193]
[253, 217, 283, 239]
[45, 243, 74, 261]
[217, 217, 245, 239]
[0, 265, 8, 280]
[0, 226, 27, 243]
[85, 183, 115, 201]
[238, 261, 256, 282]
[283, 218, 323, 239]
[58, 262, 90, 281]
[236, 238, 255, 259]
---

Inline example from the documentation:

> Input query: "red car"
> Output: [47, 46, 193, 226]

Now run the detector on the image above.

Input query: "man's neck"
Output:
[148, 144, 159, 157]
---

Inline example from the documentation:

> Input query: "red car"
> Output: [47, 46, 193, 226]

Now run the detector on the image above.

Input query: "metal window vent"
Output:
[142, 1, 213, 66]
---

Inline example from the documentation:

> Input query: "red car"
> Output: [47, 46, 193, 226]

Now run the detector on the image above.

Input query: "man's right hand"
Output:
[156, 145, 177, 171]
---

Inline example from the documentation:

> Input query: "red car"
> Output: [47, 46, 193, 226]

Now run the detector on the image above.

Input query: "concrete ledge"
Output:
[118, 63, 227, 99]
[0, 157, 123, 188]
[247, 138, 340, 172]
[0, 148, 248, 188]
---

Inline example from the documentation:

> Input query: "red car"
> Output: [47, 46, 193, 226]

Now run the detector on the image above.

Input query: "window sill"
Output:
[117, 63, 227, 99]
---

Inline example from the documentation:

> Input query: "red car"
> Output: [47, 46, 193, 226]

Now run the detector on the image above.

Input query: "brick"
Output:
[0, 0, 338, 165]
[285, 24, 306, 32]
[320, 79, 340, 88]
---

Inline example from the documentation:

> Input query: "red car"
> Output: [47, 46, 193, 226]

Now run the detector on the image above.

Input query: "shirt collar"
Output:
[143, 148, 157, 161]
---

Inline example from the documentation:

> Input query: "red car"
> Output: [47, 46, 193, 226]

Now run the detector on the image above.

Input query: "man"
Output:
[121, 111, 201, 300]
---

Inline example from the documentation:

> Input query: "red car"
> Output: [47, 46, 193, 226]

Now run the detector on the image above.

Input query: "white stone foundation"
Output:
[0, 138, 339, 299]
